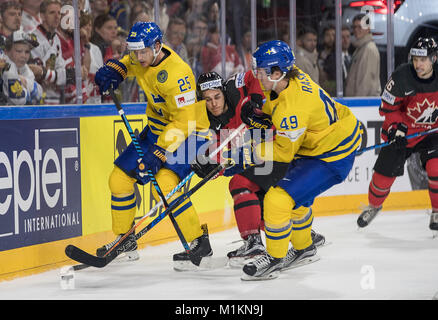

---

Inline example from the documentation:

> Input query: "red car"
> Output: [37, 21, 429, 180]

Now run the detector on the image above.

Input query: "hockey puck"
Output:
[60, 266, 75, 290]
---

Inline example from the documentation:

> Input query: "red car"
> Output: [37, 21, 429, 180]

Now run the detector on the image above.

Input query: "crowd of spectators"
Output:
[294, 15, 381, 97]
[0, 0, 382, 106]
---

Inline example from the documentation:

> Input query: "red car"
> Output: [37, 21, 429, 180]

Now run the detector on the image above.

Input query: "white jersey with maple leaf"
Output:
[379, 62, 438, 147]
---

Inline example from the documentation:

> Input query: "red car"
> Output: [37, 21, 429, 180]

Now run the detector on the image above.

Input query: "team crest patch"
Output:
[157, 70, 168, 83]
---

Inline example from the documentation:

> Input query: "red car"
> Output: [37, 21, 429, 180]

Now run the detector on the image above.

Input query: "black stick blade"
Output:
[65, 245, 109, 268]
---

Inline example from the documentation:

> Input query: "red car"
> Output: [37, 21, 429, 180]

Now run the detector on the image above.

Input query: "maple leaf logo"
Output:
[407, 98, 438, 125]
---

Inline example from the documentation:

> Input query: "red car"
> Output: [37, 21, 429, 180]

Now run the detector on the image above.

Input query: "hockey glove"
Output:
[240, 98, 272, 130]
[191, 154, 222, 179]
[387, 122, 408, 149]
[95, 59, 127, 95]
[137, 144, 167, 177]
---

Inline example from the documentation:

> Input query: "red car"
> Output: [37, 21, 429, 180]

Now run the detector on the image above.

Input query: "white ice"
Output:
[0, 209, 437, 300]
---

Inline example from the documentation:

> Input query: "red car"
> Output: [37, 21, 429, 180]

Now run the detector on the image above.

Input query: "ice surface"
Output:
[0, 210, 437, 300]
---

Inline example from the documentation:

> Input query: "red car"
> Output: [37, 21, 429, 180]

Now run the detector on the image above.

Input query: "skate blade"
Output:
[432, 231, 438, 239]
[241, 270, 280, 281]
[173, 256, 228, 272]
[315, 241, 331, 248]
[282, 255, 320, 271]
[228, 255, 265, 268]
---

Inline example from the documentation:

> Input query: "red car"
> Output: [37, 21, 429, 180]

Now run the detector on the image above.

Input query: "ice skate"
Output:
[430, 211, 438, 238]
[311, 229, 326, 247]
[173, 224, 213, 271]
[282, 243, 319, 271]
[227, 233, 266, 267]
[241, 253, 283, 281]
[96, 229, 139, 261]
[357, 205, 382, 228]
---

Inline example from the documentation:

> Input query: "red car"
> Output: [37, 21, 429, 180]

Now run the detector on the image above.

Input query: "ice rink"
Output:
[0, 209, 437, 301]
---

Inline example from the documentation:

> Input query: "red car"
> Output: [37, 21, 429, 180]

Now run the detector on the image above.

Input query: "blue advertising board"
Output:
[0, 118, 82, 251]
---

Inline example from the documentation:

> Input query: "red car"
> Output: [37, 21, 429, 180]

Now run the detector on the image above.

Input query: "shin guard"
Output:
[153, 168, 202, 242]
[368, 172, 396, 208]
[263, 187, 294, 258]
[426, 158, 438, 211]
[229, 174, 262, 239]
[108, 166, 138, 235]
[290, 207, 314, 250]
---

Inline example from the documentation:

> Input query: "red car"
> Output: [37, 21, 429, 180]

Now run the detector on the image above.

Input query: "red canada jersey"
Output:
[207, 70, 264, 132]
[206, 70, 266, 164]
[380, 63, 438, 147]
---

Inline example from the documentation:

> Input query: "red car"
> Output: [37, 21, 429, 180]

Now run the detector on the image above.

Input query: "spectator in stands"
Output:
[186, 15, 208, 78]
[201, 24, 244, 80]
[155, 0, 169, 34]
[91, 14, 118, 62]
[111, 27, 128, 60]
[341, 24, 353, 89]
[57, 1, 90, 104]
[318, 24, 336, 95]
[239, 29, 252, 71]
[345, 13, 381, 97]
[206, 0, 219, 31]
[0, 49, 7, 104]
[294, 26, 319, 84]
[109, 0, 131, 32]
[31, 0, 73, 104]
[89, 0, 110, 20]
[184, 0, 208, 30]
[20, 0, 43, 33]
[2, 30, 43, 105]
[0, 1, 23, 40]
[0, 0, 23, 87]
[164, 17, 189, 63]
[80, 11, 103, 104]
[130, 4, 152, 27]
[0, 1, 45, 97]
[129, 1, 151, 27]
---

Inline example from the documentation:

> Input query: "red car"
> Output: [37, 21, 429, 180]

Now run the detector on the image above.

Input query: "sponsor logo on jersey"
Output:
[407, 98, 438, 124]
[175, 90, 196, 108]
[157, 70, 168, 83]
[381, 89, 396, 105]
[235, 72, 245, 88]
[276, 127, 306, 142]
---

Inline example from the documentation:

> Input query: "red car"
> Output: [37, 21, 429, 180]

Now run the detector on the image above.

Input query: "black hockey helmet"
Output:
[196, 72, 224, 100]
[409, 37, 438, 63]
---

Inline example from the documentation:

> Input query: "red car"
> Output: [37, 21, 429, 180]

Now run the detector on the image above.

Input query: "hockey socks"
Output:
[368, 172, 396, 208]
[229, 174, 263, 239]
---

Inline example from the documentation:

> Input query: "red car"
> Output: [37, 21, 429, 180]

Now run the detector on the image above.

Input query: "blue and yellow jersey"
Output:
[119, 44, 210, 152]
[258, 68, 362, 163]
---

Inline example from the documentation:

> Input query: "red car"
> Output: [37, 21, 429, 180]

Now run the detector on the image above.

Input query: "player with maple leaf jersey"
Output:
[358, 37, 438, 233]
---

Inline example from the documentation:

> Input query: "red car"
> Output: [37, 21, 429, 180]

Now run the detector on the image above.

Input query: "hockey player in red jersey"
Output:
[358, 37, 438, 233]
[192, 71, 326, 267]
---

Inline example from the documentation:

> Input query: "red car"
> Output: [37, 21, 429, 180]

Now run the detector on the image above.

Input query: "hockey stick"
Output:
[65, 123, 246, 269]
[65, 160, 230, 268]
[108, 88, 192, 257]
[356, 127, 438, 155]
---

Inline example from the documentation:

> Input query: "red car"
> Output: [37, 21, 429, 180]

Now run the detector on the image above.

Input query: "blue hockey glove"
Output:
[95, 59, 127, 95]
[240, 99, 272, 130]
[387, 122, 408, 149]
[137, 144, 167, 176]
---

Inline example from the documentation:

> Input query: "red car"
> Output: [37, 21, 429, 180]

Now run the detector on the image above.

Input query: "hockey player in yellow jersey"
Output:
[94, 21, 213, 270]
[241, 40, 362, 280]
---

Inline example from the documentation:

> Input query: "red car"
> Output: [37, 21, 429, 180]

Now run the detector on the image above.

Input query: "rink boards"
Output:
[0, 98, 430, 280]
